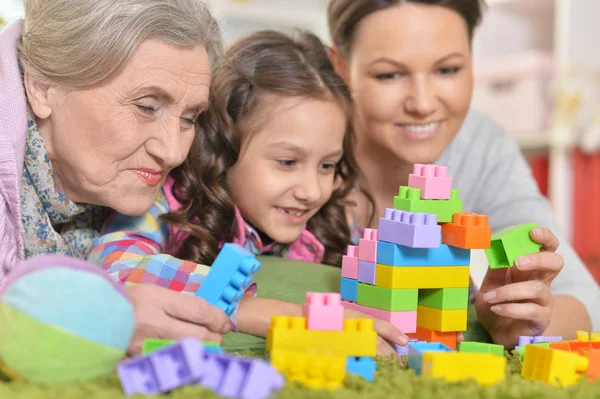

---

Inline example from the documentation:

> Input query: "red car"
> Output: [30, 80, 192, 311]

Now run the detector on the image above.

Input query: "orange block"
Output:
[551, 340, 600, 352]
[408, 327, 458, 350]
[442, 212, 492, 249]
[586, 350, 600, 381]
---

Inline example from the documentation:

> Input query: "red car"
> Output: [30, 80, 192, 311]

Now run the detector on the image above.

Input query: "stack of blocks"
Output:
[340, 164, 492, 350]
[266, 292, 377, 390]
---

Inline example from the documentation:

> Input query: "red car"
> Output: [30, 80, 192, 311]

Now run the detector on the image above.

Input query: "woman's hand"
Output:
[343, 308, 409, 358]
[125, 285, 232, 355]
[475, 227, 563, 348]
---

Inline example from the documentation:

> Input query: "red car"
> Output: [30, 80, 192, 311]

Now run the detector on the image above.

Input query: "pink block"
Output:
[358, 229, 378, 262]
[341, 245, 359, 279]
[408, 164, 452, 200]
[303, 292, 344, 331]
[341, 301, 417, 333]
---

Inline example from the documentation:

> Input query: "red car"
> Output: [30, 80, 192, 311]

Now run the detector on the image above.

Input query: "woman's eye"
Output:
[136, 104, 157, 114]
[376, 72, 402, 80]
[321, 162, 337, 172]
[276, 159, 296, 167]
[437, 66, 461, 75]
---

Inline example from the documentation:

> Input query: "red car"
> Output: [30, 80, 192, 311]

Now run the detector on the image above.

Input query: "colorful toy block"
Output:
[517, 342, 551, 359]
[375, 265, 470, 289]
[346, 357, 376, 382]
[203, 342, 225, 355]
[484, 223, 542, 269]
[266, 316, 377, 357]
[357, 284, 418, 312]
[592, 332, 600, 342]
[393, 339, 419, 356]
[270, 349, 346, 391]
[376, 241, 470, 267]
[410, 327, 458, 350]
[587, 350, 600, 381]
[408, 164, 452, 200]
[341, 246, 359, 279]
[518, 335, 563, 346]
[142, 339, 176, 355]
[358, 229, 378, 263]
[421, 352, 506, 386]
[550, 340, 600, 353]
[393, 186, 462, 223]
[357, 260, 376, 285]
[303, 292, 344, 331]
[521, 345, 588, 387]
[378, 208, 441, 248]
[441, 212, 492, 249]
[577, 331, 590, 342]
[418, 288, 469, 310]
[459, 342, 504, 357]
[408, 342, 453, 375]
[416, 306, 467, 332]
[342, 301, 417, 333]
[195, 243, 261, 315]
[340, 277, 358, 302]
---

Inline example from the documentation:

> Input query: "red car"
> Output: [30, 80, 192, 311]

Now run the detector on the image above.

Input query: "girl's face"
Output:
[337, 3, 474, 165]
[227, 94, 346, 244]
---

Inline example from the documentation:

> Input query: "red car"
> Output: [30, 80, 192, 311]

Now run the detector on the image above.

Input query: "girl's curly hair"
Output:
[162, 29, 374, 266]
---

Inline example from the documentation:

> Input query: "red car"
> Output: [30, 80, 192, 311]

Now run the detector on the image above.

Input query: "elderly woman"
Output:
[0, 0, 230, 353]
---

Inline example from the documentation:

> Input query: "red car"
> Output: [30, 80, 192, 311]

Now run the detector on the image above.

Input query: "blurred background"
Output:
[2, 0, 600, 283]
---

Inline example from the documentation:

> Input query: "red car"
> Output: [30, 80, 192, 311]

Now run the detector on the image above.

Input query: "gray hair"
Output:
[18, 0, 223, 88]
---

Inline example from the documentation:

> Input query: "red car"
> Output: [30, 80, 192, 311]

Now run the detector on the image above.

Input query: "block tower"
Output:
[340, 164, 493, 350]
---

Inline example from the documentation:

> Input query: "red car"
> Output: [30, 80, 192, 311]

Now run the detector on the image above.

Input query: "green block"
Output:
[142, 339, 176, 355]
[418, 288, 469, 310]
[393, 186, 462, 222]
[459, 341, 504, 357]
[357, 283, 418, 311]
[518, 342, 550, 359]
[204, 341, 222, 348]
[484, 223, 542, 269]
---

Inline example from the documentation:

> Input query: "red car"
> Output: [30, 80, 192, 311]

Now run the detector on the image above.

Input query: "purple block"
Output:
[118, 357, 161, 396]
[532, 336, 563, 343]
[518, 336, 534, 347]
[392, 339, 420, 356]
[378, 208, 441, 248]
[240, 359, 285, 399]
[357, 260, 376, 285]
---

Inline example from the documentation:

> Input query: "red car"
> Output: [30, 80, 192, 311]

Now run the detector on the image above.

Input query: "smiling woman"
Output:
[0, 0, 232, 355]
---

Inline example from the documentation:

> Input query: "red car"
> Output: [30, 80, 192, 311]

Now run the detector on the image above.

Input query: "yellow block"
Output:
[422, 352, 506, 386]
[270, 349, 346, 391]
[577, 331, 590, 342]
[266, 316, 377, 357]
[417, 306, 467, 332]
[375, 265, 470, 289]
[591, 332, 600, 342]
[521, 345, 588, 387]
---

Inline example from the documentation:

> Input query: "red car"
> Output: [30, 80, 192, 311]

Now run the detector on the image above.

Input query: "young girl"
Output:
[88, 30, 407, 354]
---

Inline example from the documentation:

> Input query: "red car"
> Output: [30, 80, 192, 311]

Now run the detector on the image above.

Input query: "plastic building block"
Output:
[142, 339, 176, 355]
[342, 300, 417, 333]
[521, 345, 588, 387]
[375, 265, 470, 289]
[393, 186, 462, 223]
[459, 342, 504, 357]
[549, 340, 600, 353]
[484, 223, 542, 269]
[410, 327, 458, 350]
[195, 243, 261, 315]
[408, 342, 453, 375]
[357, 260, 376, 285]
[517, 342, 551, 359]
[270, 349, 346, 390]
[441, 212, 492, 249]
[303, 292, 344, 331]
[577, 331, 590, 341]
[408, 164, 452, 200]
[118, 338, 206, 396]
[592, 332, 600, 342]
[358, 229, 378, 262]
[340, 277, 358, 302]
[357, 283, 418, 312]
[378, 208, 441, 248]
[417, 306, 468, 332]
[346, 357, 376, 382]
[266, 316, 377, 357]
[421, 352, 506, 386]
[533, 336, 563, 344]
[204, 344, 225, 355]
[418, 288, 469, 310]
[201, 353, 284, 399]
[393, 339, 419, 356]
[341, 246, 359, 279]
[376, 241, 470, 267]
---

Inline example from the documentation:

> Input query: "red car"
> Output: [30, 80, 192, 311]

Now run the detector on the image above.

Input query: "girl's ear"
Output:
[328, 45, 351, 88]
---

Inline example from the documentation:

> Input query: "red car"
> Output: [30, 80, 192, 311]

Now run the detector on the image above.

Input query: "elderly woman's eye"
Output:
[136, 104, 157, 114]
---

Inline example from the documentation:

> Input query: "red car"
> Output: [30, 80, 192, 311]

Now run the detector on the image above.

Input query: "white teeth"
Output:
[280, 209, 304, 217]
[401, 122, 440, 134]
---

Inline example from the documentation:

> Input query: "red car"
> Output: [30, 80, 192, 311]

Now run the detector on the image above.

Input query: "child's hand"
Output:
[475, 227, 563, 348]
[343, 308, 409, 358]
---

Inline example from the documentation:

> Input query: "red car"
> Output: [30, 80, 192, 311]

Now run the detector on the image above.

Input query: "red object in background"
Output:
[530, 155, 549, 197]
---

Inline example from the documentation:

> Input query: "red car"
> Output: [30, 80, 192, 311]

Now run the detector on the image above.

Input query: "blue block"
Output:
[195, 243, 261, 315]
[340, 277, 358, 302]
[204, 345, 225, 355]
[346, 356, 376, 382]
[377, 241, 470, 266]
[407, 342, 453, 375]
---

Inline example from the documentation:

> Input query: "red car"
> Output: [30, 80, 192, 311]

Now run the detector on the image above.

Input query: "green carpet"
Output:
[1, 256, 598, 398]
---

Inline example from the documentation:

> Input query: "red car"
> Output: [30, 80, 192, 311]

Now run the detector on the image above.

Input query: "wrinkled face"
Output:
[343, 3, 473, 164]
[227, 95, 346, 244]
[31, 39, 211, 216]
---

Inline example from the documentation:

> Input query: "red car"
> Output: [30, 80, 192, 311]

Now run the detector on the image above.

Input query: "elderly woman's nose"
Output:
[147, 122, 188, 168]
